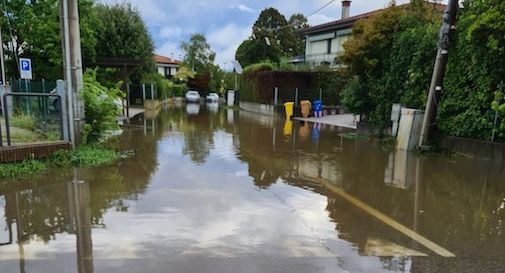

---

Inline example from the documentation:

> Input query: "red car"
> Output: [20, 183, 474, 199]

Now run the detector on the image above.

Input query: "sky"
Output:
[98, 0, 425, 69]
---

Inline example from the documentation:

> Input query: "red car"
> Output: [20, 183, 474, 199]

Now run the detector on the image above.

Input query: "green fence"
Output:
[11, 79, 57, 93]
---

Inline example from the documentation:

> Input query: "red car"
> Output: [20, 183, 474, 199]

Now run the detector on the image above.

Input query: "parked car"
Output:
[185, 90, 201, 103]
[206, 93, 219, 102]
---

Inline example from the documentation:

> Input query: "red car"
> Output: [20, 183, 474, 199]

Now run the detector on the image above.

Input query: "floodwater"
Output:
[0, 104, 504, 273]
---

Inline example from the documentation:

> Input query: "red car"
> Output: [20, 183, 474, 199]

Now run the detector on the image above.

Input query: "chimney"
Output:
[342, 0, 351, 20]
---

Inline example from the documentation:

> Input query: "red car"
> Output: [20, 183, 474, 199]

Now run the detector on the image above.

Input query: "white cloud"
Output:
[207, 23, 251, 66]
[236, 4, 255, 13]
[309, 14, 336, 26]
[238, 4, 255, 12]
[156, 41, 184, 61]
[159, 26, 183, 39]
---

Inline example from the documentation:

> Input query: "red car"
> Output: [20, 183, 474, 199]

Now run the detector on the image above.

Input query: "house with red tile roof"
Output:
[154, 54, 182, 79]
[300, 1, 446, 67]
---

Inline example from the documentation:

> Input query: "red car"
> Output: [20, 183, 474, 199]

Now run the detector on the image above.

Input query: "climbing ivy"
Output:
[341, 2, 440, 131]
[437, 0, 505, 141]
[341, 0, 505, 141]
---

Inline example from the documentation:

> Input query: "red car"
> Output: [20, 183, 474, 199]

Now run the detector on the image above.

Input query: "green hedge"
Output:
[240, 69, 345, 105]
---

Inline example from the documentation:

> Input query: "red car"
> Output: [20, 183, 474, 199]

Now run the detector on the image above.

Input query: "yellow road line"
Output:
[317, 178, 455, 258]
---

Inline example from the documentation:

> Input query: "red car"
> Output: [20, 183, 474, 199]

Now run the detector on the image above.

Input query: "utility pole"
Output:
[59, 0, 85, 146]
[0, 28, 6, 86]
[418, 0, 459, 147]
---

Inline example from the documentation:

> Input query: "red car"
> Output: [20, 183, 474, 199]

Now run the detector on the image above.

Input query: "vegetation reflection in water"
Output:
[0, 105, 504, 273]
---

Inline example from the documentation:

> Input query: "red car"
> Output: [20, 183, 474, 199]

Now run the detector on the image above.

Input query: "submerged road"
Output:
[0, 105, 504, 273]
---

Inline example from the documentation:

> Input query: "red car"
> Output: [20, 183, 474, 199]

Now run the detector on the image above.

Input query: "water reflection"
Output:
[66, 178, 93, 273]
[0, 105, 504, 273]
[185, 103, 200, 115]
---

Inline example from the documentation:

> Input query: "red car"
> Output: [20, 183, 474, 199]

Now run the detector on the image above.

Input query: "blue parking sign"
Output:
[19, 58, 33, 79]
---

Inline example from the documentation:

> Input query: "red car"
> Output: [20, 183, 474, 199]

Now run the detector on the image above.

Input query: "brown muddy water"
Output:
[0, 104, 504, 273]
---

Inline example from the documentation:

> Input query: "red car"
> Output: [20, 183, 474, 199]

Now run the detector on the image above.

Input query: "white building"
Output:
[154, 54, 181, 79]
[301, 1, 369, 67]
[301, 1, 445, 67]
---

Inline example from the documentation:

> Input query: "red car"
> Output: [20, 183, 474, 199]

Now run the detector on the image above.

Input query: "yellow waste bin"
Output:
[283, 120, 293, 136]
[300, 100, 311, 118]
[284, 102, 294, 119]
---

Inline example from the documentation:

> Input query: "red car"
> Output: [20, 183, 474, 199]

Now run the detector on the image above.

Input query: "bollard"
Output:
[295, 88, 299, 106]
[57, 80, 70, 141]
[274, 87, 278, 105]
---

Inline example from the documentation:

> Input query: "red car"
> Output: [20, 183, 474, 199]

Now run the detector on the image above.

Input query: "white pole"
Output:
[62, 0, 75, 147]
[274, 87, 278, 105]
[0, 29, 6, 86]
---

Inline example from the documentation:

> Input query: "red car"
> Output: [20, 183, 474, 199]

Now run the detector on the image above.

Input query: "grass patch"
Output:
[339, 133, 369, 140]
[0, 146, 121, 180]
[47, 146, 120, 168]
[0, 160, 46, 179]
[10, 114, 36, 130]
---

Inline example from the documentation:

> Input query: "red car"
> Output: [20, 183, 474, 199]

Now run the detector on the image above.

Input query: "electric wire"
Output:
[263, 0, 337, 32]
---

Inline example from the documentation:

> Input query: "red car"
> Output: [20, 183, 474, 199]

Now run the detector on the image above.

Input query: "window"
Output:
[327, 39, 332, 54]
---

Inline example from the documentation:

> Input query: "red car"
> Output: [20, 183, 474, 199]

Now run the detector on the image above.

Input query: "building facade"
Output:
[301, 1, 369, 67]
[301, 1, 445, 67]
[154, 54, 181, 79]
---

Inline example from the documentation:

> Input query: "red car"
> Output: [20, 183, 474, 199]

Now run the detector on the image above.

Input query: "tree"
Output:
[0, 0, 99, 80]
[253, 8, 296, 55]
[95, 3, 155, 81]
[174, 66, 196, 84]
[235, 7, 299, 66]
[235, 39, 264, 67]
[181, 33, 216, 73]
[288, 13, 309, 56]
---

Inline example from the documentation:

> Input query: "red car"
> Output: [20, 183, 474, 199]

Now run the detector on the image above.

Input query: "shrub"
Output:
[82, 69, 122, 143]
[340, 2, 441, 131]
[243, 61, 274, 74]
[170, 84, 188, 97]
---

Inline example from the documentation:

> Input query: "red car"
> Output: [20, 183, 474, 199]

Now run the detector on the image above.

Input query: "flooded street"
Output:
[1, 105, 504, 273]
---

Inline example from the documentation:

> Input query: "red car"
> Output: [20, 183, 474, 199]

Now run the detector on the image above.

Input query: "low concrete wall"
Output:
[0, 141, 71, 163]
[439, 136, 505, 162]
[240, 101, 276, 117]
[240, 101, 348, 119]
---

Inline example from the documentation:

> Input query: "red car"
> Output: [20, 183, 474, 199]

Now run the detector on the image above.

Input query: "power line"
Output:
[307, 0, 337, 18]
[263, 0, 337, 32]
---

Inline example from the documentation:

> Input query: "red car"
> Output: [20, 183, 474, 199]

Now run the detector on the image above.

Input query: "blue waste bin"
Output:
[313, 100, 323, 117]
